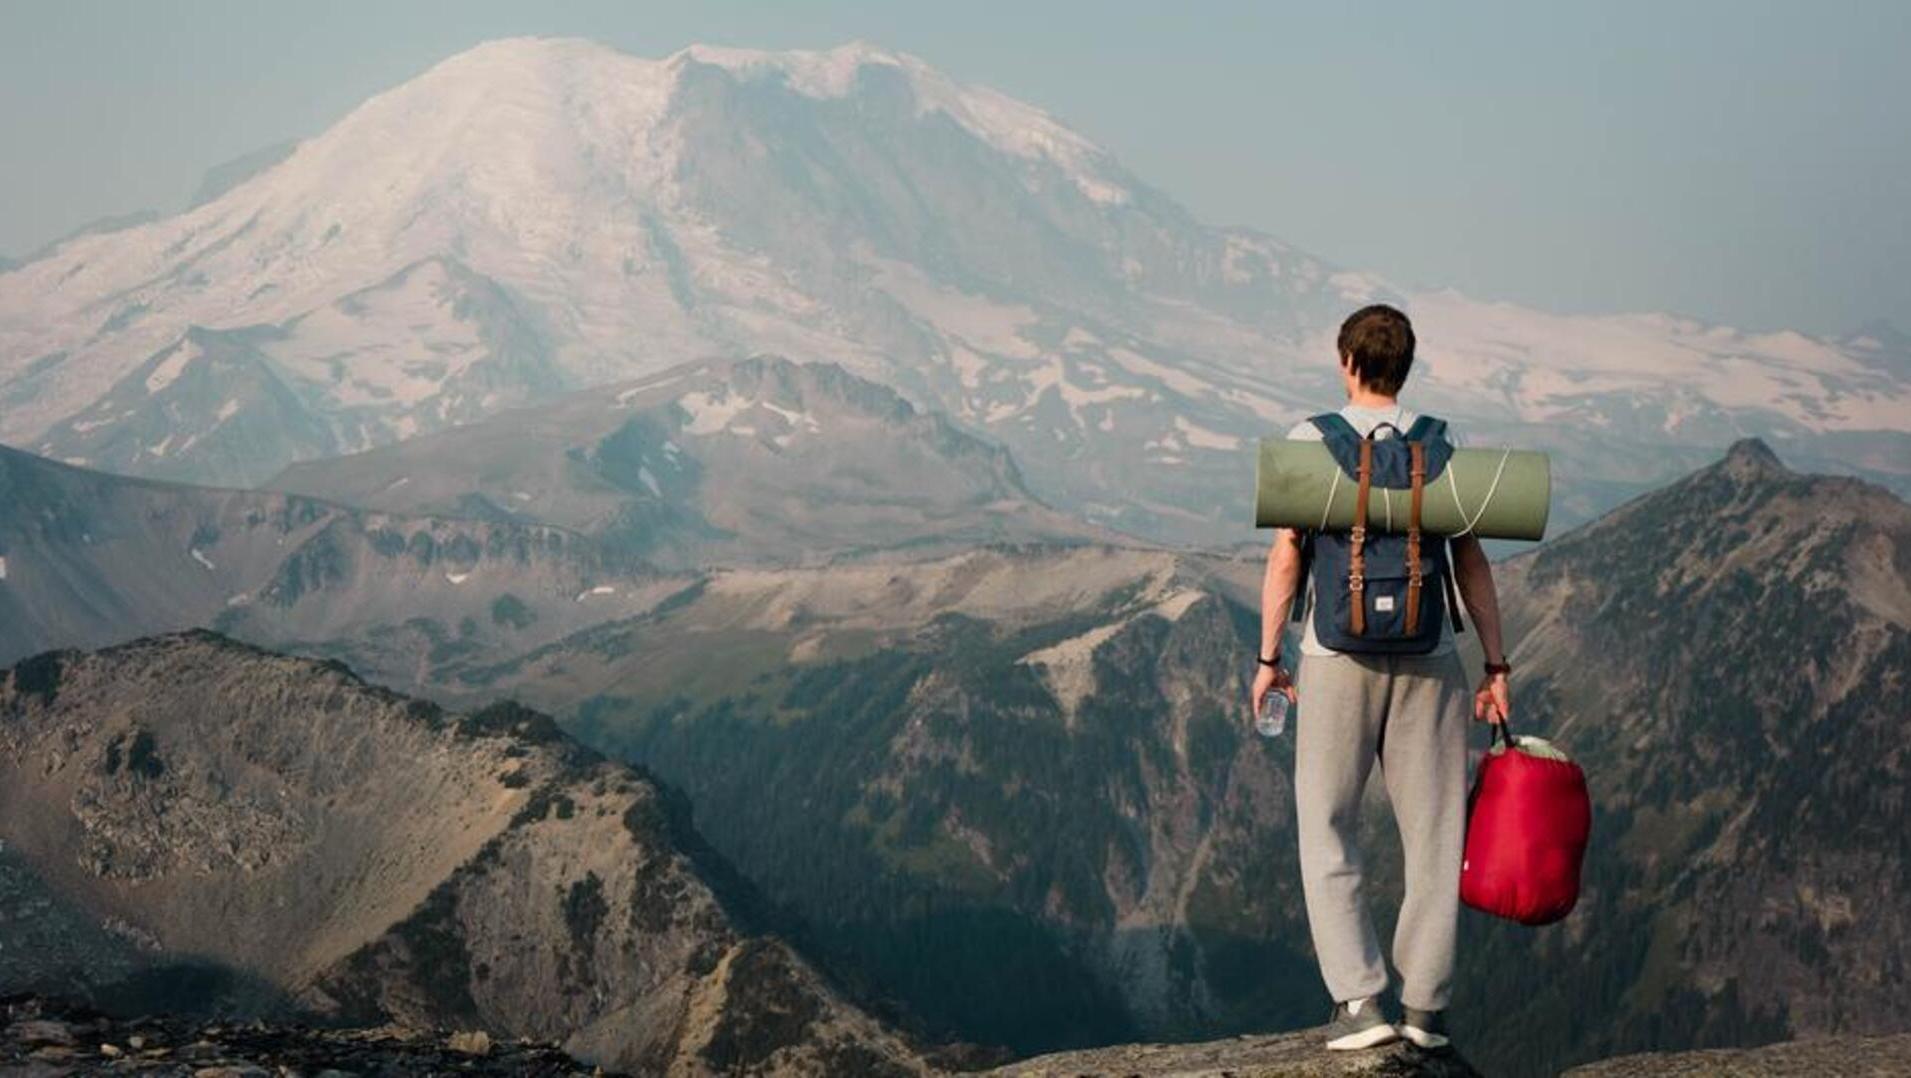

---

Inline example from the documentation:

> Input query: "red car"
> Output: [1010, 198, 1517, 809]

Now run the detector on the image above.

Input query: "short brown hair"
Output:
[1337, 304, 1415, 395]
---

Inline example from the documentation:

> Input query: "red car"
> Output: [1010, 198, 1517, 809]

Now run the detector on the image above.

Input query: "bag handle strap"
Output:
[1349, 439, 1373, 636]
[1491, 716, 1519, 753]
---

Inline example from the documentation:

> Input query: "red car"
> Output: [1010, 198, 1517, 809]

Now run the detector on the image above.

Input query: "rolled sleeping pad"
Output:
[1255, 440, 1551, 541]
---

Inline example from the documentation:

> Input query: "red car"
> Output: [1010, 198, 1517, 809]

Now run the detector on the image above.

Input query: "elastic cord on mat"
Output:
[1318, 467, 1343, 530]
[1446, 448, 1513, 538]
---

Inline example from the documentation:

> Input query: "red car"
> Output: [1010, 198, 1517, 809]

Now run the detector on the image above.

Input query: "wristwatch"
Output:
[1257, 652, 1282, 668]
[1483, 660, 1512, 676]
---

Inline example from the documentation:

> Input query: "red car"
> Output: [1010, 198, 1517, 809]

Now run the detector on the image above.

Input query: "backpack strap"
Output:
[1308, 413, 1362, 441]
[1349, 439, 1373, 636]
[1442, 538, 1467, 634]
[1291, 532, 1315, 623]
[1406, 440, 1426, 634]
[1404, 415, 1447, 442]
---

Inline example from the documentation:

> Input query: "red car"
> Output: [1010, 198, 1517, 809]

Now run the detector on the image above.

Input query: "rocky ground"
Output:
[1, 995, 610, 1076]
[1560, 1033, 1911, 1076]
[12, 993, 1910, 1076]
[986, 1029, 1479, 1077]
[5, 995, 1481, 1078]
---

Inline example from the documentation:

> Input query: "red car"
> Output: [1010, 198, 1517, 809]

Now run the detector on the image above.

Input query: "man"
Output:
[1249, 303, 1511, 1053]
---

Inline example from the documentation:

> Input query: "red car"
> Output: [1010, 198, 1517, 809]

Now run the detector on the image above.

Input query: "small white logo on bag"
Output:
[1374, 595, 1395, 612]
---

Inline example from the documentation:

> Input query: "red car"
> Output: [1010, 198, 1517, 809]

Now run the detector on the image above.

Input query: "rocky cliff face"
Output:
[0, 632, 926, 1075]
[1440, 439, 1911, 1073]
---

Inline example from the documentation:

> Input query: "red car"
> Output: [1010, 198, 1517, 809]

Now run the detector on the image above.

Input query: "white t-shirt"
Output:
[1283, 403, 1460, 658]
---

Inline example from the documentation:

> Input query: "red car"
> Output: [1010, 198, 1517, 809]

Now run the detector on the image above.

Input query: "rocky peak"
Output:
[1467, 445, 1911, 1070]
[1720, 436, 1785, 482]
[0, 632, 930, 1075]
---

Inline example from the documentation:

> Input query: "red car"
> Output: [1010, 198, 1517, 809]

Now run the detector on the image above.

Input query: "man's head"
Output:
[1336, 304, 1415, 398]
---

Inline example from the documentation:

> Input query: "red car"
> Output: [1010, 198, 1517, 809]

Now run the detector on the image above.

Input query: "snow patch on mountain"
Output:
[144, 339, 199, 394]
[678, 389, 754, 435]
[1404, 292, 1905, 431]
[676, 41, 1130, 205]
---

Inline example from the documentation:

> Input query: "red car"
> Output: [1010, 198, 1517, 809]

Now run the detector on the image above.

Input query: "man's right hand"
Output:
[1250, 663, 1297, 726]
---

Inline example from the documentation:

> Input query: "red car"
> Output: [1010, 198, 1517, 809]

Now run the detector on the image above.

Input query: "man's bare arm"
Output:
[1249, 528, 1305, 721]
[1450, 534, 1511, 721]
[1260, 528, 1306, 659]
[1449, 535, 1506, 663]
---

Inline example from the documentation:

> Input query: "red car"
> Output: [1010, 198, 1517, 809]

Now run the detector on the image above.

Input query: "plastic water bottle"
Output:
[1256, 689, 1289, 738]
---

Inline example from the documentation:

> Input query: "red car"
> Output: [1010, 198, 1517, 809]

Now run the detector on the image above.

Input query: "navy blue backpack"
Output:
[1296, 413, 1466, 654]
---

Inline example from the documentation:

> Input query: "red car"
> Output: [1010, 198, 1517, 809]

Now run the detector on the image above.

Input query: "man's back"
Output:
[1283, 403, 1460, 658]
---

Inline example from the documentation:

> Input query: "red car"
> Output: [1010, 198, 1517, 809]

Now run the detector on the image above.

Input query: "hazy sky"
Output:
[2, 1, 1906, 335]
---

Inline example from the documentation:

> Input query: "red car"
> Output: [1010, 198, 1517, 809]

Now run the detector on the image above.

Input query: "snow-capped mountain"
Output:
[1, 37, 1904, 541]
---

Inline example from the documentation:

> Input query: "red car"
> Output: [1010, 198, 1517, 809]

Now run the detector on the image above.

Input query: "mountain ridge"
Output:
[0, 629, 932, 1075]
[1434, 437, 1910, 1072]
[266, 354, 1113, 568]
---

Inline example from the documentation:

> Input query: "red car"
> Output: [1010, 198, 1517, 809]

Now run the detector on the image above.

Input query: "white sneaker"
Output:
[1323, 996, 1401, 1051]
[1400, 1007, 1450, 1049]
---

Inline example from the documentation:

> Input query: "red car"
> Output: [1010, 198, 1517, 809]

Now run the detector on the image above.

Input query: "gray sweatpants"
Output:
[1295, 651, 1471, 1011]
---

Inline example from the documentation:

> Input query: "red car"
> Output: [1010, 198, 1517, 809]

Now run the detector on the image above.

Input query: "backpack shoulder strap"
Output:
[1442, 536, 1467, 634]
[1404, 415, 1448, 442]
[1291, 532, 1315, 623]
[1308, 412, 1362, 440]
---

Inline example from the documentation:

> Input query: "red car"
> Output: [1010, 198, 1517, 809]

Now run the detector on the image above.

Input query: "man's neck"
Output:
[1345, 389, 1399, 409]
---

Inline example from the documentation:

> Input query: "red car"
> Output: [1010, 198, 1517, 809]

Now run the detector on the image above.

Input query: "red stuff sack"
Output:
[1460, 722, 1591, 926]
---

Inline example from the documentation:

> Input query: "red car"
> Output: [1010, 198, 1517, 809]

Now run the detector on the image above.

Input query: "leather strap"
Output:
[1349, 439, 1373, 635]
[1406, 440, 1426, 634]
